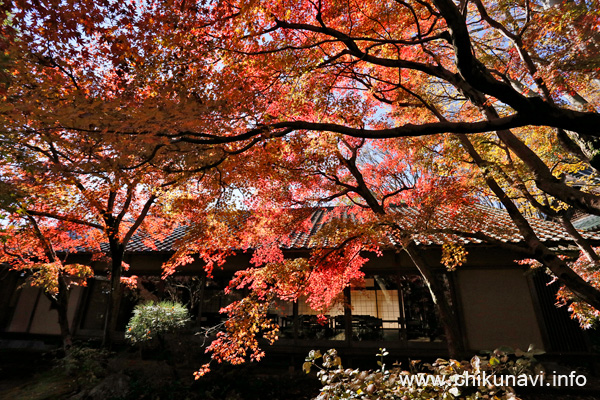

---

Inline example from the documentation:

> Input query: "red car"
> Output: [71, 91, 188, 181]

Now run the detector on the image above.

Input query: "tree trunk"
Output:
[102, 240, 125, 346]
[197, 272, 207, 321]
[404, 241, 464, 359]
[46, 276, 72, 351]
[338, 149, 465, 358]
[56, 299, 73, 350]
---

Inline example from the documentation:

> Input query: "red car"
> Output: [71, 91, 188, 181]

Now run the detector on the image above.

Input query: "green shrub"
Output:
[305, 346, 544, 399]
[125, 301, 190, 344]
[56, 345, 112, 387]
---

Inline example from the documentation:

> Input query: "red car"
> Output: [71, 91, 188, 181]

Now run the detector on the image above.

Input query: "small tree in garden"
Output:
[125, 301, 190, 350]
[0, 202, 95, 350]
[0, 0, 251, 347]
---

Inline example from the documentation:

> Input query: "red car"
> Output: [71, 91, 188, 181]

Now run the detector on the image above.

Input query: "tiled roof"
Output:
[99, 225, 190, 253]
[565, 169, 600, 186]
[573, 214, 600, 232]
[115, 205, 600, 253]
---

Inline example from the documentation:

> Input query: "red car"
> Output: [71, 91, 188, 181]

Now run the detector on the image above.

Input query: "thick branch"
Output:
[274, 18, 450, 79]
[560, 215, 600, 265]
[433, 0, 600, 135]
[122, 195, 157, 247]
[25, 209, 104, 229]
[25, 214, 58, 263]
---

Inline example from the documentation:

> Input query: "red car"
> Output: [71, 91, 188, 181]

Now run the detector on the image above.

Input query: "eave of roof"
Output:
[87, 204, 600, 254]
[573, 214, 600, 232]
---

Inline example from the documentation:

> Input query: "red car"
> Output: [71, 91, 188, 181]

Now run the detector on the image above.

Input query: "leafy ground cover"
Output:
[1, 343, 600, 400]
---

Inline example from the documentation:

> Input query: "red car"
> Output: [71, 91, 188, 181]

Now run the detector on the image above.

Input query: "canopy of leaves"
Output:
[3, 0, 600, 374]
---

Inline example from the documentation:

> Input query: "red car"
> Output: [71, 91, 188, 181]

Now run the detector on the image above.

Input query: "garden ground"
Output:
[0, 343, 320, 400]
[2, 341, 600, 399]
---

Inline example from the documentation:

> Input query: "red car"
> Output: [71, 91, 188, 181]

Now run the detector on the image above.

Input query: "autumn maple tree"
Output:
[182, 130, 567, 372]
[0, 0, 253, 345]
[182, 137, 479, 373]
[0, 184, 94, 349]
[164, 0, 600, 368]
[0, 117, 192, 345]
[3, 0, 600, 370]
[195, 0, 600, 315]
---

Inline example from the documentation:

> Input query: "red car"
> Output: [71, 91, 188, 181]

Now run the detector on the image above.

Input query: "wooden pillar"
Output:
[397, 273, 407, 343]
[293, 301, 299, 341]
[197, 272, 207, 322]
[344, 287, 352, 345]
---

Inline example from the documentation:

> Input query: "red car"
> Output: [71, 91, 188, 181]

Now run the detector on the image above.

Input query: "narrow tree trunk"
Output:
[339, 149, 464, 358]
[102, 240, 125, 346]
[56, 299, 73, 350]
[107, 269, 124, 342]
[46, 277, 72, 351]
[292, 300, 299, 340]
[336, 148, 465, 357]
[404, 241, 464, 359]
[25, 214, 73, 350]
[560, 215, 600, 265]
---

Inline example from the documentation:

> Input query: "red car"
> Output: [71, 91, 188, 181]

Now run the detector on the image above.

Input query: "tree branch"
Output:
[24, 209, 104, 229]
[122, 195, 157, 247]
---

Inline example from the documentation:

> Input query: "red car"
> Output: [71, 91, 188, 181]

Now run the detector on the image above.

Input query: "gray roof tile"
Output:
[103, 205, 600, 253]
